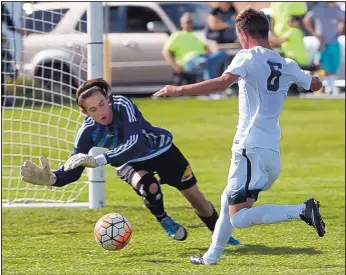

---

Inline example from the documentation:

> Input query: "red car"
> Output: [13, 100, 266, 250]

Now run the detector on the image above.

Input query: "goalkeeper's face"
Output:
[81, 91, 113, 125]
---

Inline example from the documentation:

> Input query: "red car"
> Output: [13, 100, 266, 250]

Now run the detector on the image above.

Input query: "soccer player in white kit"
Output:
[154, 7, 325, 265]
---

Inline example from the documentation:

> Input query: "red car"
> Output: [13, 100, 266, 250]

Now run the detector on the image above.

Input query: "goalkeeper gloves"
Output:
[20, 156, 56, 187]
[64, 153, 106, 171]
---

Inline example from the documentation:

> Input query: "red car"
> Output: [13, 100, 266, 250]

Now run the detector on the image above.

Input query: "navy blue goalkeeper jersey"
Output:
[53, 95, 173, 186]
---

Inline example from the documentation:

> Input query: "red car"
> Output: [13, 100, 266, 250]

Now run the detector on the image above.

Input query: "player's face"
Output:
[236, 28, 249, 49]
[81, 91, 113, 125]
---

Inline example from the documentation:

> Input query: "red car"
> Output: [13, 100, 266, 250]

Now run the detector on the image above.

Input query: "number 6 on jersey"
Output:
[267, 60, 282, 92]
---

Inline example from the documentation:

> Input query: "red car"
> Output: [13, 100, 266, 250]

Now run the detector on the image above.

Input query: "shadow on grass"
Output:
[181, 244, 322, 256]
[141, 259, 175, 264]
[105, 205, 193, 212]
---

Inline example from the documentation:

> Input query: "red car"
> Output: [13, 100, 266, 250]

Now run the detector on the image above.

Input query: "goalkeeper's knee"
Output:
[135, 173, 163, 207]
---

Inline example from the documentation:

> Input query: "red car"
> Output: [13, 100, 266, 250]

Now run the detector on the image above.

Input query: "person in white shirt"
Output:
[154, 7, 325, 265]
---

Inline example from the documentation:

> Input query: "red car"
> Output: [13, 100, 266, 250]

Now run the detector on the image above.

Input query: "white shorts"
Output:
[226, 148, 281, 205]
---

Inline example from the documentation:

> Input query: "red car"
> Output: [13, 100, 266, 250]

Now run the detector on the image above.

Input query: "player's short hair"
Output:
[76, 78, 110, 109]
[235, 7, 269, 39]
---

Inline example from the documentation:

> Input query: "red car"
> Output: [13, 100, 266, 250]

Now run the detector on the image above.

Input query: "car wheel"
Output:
[36, 61, 77, 96]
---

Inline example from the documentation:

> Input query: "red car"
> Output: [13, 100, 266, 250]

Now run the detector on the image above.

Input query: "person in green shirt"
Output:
[270, 15, 309, 67]
[270, 2, 307, 37]
[162, 12, 227, 80]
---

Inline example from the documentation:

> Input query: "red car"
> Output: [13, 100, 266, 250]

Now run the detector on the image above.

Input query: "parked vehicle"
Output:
[21, 2, 226, 94]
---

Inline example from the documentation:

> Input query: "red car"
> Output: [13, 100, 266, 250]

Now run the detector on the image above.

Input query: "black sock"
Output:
[142, 197, 167, 222]
[196, 203, 219, 232]
[155, 211, 167, 222]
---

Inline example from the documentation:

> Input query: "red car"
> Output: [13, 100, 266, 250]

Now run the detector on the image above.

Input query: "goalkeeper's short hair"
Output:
[76, 78, 111, 108]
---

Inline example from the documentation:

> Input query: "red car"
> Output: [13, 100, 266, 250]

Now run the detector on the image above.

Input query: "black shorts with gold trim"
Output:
[116, 143, 197, 190]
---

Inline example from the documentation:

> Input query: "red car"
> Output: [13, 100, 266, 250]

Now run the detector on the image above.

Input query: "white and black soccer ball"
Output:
[94, 213, 132, 251]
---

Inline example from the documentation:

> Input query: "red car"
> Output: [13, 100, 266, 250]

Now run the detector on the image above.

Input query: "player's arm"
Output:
[20, 155, 86, 188]
[155, 73, 238, 96]
[337, 20, 345, 36]
[303, 11, 319, 39]
[64, 97, 146, 170]
[337, 8, 345, 36]
[269, 35, 288, 46]
[293, 62, 322, 91]
[208, 13, 231, 31]
[309, 75, 323, 91]
[154, 49, 250, 97]
[52, 145, 90, 187]
[20, 125, 94, 187]
[100, 98, 146, 167]
[52, 124, 95, 186]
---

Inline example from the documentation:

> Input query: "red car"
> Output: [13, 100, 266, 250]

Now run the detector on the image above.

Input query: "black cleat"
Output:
[190, 255, 216, 265]
[300, 198, 325, 237]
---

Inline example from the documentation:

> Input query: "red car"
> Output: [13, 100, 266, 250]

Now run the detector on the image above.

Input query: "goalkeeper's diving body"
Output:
[20, 78, 241, 244]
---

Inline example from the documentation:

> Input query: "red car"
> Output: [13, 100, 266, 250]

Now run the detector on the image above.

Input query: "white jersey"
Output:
[224, 46, 312, 152]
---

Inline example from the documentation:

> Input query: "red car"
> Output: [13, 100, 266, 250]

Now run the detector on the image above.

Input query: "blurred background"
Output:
[1, 1, 345, 104]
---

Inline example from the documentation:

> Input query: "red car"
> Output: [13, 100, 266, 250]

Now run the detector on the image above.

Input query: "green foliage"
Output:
[2, 98, 345, 275]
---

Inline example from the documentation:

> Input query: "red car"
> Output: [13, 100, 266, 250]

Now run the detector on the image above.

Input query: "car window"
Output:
[159, 3, 211, 31]
[76, 6, 124, 33]
[125, 6, 163, 33]
[23, 8, 68, 33]
[108, 6, 125, 33]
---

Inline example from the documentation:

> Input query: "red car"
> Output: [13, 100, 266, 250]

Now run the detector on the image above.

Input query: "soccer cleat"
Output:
[300, 198, 325, 237]
[190, 255, 216, 265]
[160, 215, 188, 241]
[227, 235, 243, 246]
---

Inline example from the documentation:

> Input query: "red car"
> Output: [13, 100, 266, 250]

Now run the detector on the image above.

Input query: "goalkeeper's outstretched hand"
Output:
[20, 156, 56, 186]
[64, 153, 98, 171]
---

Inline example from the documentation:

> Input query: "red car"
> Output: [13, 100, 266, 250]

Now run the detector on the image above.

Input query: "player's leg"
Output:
[190, 148, 249, 265]
[320, 44, 338, 95]
[328, 42, 341, 95]
[180, 181, 240, 245]
[155, 143, 240, 244]
[228, 148, 325, 237]
[116, 163, 187, 241]
[202, 191, 235, 264]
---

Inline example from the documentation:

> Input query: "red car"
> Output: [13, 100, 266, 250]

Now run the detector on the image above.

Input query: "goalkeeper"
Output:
[20, 78, 241, 244]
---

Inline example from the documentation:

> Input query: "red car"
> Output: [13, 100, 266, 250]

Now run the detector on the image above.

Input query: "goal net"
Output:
[2, 2, 103, 207]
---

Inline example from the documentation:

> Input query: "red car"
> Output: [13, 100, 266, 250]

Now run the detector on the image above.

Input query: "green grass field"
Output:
[2, 97, 345, 275]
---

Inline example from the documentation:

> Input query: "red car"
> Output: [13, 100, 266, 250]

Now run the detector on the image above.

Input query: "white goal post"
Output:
[2, 2, 105, 208]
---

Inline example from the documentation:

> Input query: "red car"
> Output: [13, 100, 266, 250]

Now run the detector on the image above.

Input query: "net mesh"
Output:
[2, 3, 90, 205]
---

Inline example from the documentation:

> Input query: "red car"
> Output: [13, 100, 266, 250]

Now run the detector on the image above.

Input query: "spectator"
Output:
[206, 2, 237, 43]
[162, 12, 227, 81]
[304, 2, 345, 95]
[270, 2, 307, 37]
[270, 15, 309, 68]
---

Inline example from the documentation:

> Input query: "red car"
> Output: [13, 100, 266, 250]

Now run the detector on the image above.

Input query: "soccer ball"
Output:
[94, 213, 132, 251]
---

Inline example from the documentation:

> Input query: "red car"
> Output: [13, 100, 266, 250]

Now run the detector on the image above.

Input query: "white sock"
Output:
[329, 75, 339, 95]
[203, 192, 232, 264]
[230, 204, 305, 228]
[326, 74, 338, 94]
